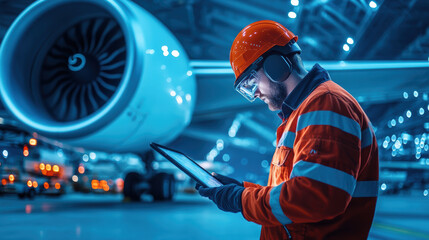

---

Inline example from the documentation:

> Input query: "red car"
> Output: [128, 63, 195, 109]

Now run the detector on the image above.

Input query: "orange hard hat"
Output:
[230, 20, 299, 85]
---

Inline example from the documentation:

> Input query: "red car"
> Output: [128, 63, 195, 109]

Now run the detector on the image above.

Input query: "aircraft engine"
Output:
[0, 0, 196, 152]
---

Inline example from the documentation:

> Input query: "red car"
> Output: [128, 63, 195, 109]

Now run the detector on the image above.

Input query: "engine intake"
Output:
[0, 0, 196, 152]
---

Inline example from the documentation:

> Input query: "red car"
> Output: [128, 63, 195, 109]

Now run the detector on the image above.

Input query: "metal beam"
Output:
[190, 60, 429, 115]
[238, 113, 276, 143]
[182, 127, 262, 152]
[209, 0, 289, 24]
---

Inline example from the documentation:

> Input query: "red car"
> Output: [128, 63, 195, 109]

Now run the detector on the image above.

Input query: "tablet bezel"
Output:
[150, 142, 223, 188]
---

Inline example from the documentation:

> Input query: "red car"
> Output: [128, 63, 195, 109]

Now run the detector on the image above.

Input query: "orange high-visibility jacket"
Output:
[242, 64, 379, 240]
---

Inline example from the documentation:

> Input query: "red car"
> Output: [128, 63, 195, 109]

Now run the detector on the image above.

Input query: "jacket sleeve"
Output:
[241, 93, 364, 226]
[243, 181, 264, 188]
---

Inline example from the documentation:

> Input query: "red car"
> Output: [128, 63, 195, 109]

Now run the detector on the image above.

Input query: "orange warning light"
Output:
[23, 145, 29, 156]
[91, 180, 99, 189]
[29, 138, 37, 146]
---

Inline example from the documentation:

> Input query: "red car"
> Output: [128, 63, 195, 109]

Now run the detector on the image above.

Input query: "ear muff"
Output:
[263, 54, 292, 83]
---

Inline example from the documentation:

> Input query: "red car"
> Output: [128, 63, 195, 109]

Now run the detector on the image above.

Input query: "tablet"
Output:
[150, 143, 223, 188]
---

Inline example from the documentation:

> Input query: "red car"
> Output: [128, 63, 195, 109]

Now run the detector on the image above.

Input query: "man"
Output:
[197, 20, 379, 239]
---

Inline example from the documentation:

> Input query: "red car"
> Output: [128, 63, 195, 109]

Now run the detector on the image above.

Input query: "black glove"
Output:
[212, 173, 243, 186]
[197, 184, 244, 213]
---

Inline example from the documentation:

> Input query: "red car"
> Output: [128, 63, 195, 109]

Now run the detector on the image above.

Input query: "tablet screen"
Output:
[156, 146, 223, 188]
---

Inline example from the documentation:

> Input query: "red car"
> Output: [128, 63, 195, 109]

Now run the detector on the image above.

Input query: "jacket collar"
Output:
[278, 64, 331, 120]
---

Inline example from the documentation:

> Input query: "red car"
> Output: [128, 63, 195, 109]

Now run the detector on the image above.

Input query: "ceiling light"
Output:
[369, 1, 377, 8]
[343, 44, 350, 51]
[288, 11, 297, 19]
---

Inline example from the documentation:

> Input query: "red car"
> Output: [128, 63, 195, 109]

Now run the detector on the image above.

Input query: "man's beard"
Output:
[267, 80, 287, 110]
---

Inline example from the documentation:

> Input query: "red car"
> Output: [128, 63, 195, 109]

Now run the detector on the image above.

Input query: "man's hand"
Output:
[212, 173, 242, 186]
[197, 184, 244, 213]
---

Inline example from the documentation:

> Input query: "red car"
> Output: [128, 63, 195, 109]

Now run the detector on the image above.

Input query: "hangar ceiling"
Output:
[135, 0, 429, 61]
[1, 0, 429, 61]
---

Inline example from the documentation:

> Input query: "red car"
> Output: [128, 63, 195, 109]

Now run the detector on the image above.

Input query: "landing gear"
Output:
[123, 172, 144, 201]
[27, 188, 36, 199]
[123, 172, 176, 202]
[122, 151, 176, 202]
[150, 173, 175, 201]
[18, 187, 36, 199]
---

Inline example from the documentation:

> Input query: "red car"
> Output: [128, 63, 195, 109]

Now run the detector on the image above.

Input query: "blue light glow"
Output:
[402, 133, 412, 141]
[398, 116, 404, 123]
[414, 91, 419, 97]
[171, 50, 180, 57]
[216, 139, 224, 151]
[343, 44, 350, 51]
[347, 37, 354, 45]
[416, 153, 421, 159]
[206, 148, 219, 161]
[176, 95, 183, 104]
[185, 94, 191, 102]
[394, 140, 401, 149]
[403, 92, 408, 99]
[369, 1, 377, 8]
[288, 11, 297, 19]
[415, 138, 420, 145]
[420, 108, 425, 115]
[383, 140, 388, 149]
[145, 49, 155, 54]
[406, 110, 412, 118]
[291, 0, 299, 6]
[261, 160, 269, 168]
[228, 120, 241, 138]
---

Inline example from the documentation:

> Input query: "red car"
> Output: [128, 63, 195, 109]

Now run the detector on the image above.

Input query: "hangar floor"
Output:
[0, 193, 428, 240]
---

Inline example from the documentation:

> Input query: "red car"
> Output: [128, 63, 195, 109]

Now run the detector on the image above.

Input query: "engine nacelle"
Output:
[0, 0, 196, 152]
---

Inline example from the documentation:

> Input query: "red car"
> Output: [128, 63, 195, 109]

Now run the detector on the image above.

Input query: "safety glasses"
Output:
[234, 70, 260, 102]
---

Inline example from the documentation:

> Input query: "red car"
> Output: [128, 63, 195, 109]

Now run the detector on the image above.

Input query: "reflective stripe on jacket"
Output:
[241, 65, 379, 240]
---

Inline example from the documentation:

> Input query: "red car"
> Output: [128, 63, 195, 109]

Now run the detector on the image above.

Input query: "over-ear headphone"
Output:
[261, 41, 301, 83]
[263, 54, 292, 83]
